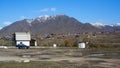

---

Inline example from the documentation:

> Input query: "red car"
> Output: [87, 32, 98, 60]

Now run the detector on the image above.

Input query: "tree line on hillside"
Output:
[0, 33, 120, 48]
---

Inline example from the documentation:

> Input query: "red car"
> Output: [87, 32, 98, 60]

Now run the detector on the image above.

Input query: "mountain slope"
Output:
[0, 15, 101, 37]
[91, 22, 120, 32]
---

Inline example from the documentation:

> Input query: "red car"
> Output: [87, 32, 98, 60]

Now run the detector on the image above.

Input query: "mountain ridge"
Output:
[91, 22, 120, 31]
[0, 14, 116, 37]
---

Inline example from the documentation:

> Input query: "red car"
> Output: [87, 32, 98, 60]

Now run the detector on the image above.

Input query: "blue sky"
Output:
[0, 0, 120, 28]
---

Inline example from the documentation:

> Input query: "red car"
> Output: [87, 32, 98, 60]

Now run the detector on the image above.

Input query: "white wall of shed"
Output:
[16, 41, 30, 46]
[35, 41, 37, 46]
[15, 32, 31, 40]
[78, 43, 85, 48]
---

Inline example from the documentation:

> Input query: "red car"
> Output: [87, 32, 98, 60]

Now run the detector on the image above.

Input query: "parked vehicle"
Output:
[16, 42, 29, 49]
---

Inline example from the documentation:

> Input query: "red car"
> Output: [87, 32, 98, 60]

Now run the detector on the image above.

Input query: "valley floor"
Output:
[0, 48, 120, 68]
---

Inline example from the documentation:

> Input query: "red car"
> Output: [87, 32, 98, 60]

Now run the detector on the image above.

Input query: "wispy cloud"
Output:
[0, 27, 2, 30]
[3, 21, 12, 26]
[40, 8, 49, 12]
[34, 8, 57, 12]
[0, 21, 13, 29]
[50, 8, 56, 12]
[116, 23, 120, 26]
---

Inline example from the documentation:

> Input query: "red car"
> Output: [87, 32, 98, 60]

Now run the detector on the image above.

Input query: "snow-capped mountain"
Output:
[26, 19, 34, 23]
[91, 22, 106, 29]
[115, 23, 120, 26]
[0, 14, 101, 37]
[92, 22, 106, 27]
[92, 22, 120, 27]
[0, 14, 120, 37]
[91, 22, 120, 31]
[35, 15, 51, 22]
[24, 15, 64, 23]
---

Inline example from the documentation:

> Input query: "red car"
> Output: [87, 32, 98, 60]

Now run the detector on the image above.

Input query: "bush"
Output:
[88, 43, 100, 48]
[73, 39, 78, 47]
[64, 38, 72, 47]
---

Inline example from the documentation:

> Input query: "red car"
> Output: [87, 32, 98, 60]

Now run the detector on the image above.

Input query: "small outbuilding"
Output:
[78, 42, 85, 48]
[13, 32, 37, 46]
[53, 44, 57, 48]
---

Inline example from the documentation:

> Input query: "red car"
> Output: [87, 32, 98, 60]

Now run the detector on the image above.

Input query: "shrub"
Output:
[73, 39, 78, 47]
[88, 43, 100, 48]
[64, 38, 72, 47]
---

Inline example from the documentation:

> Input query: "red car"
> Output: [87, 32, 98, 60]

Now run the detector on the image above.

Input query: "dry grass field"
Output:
[0, 48, 120, 68]
[0, 32, 120, 68]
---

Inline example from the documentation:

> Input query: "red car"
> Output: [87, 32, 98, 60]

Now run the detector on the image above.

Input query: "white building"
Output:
[14, 32, 31, 46]
[78, 42, 85, 48]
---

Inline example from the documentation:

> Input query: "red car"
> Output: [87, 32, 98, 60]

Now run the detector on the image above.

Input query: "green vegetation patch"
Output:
[0, 61, 60, 68]
[0, 61, 81, 68]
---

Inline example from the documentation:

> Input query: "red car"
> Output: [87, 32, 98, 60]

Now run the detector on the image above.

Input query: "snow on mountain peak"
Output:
[36, 15, 51, 22]
[91, 22, 106, 27]
[26, 19, 33, 23]
[91, 22, 120, 28]
[38, 15, 50, 18]
[115, 23, 120, 26]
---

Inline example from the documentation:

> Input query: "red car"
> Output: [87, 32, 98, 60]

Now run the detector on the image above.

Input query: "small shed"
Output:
[78, 42, 85, 48]
[53, 44, 57, 48]
[30, 39, 37, 46]
[13, 32, 37, 46]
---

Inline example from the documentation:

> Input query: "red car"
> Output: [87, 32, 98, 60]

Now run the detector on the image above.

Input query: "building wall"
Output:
[15, 32, 31, 40]
[16, 41, 30, 46]
[13, 32, 36, 46]
[78, 42, 85, 48]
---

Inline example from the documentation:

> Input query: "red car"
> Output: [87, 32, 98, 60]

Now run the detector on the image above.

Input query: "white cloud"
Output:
[3, 21, 12, 26]
[0, 27, 2, 30]
[116, 23, 120, 26]
[35, 8, 57, 12]
[40, 8, 49, 12]
[50, 8, 56, 12]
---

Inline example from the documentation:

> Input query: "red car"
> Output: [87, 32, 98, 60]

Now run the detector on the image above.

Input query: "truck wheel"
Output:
[18, 47, 21, 49]
[26, 47, 29, 49]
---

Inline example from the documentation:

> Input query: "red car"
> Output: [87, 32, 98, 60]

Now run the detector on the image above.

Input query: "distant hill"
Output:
[91, 23, 120, 32]
[0, 15, 102, 37]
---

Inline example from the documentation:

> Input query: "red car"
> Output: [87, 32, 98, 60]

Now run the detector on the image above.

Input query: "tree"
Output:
[73, 39, 78, 47]
[64, 38, 72, 47]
